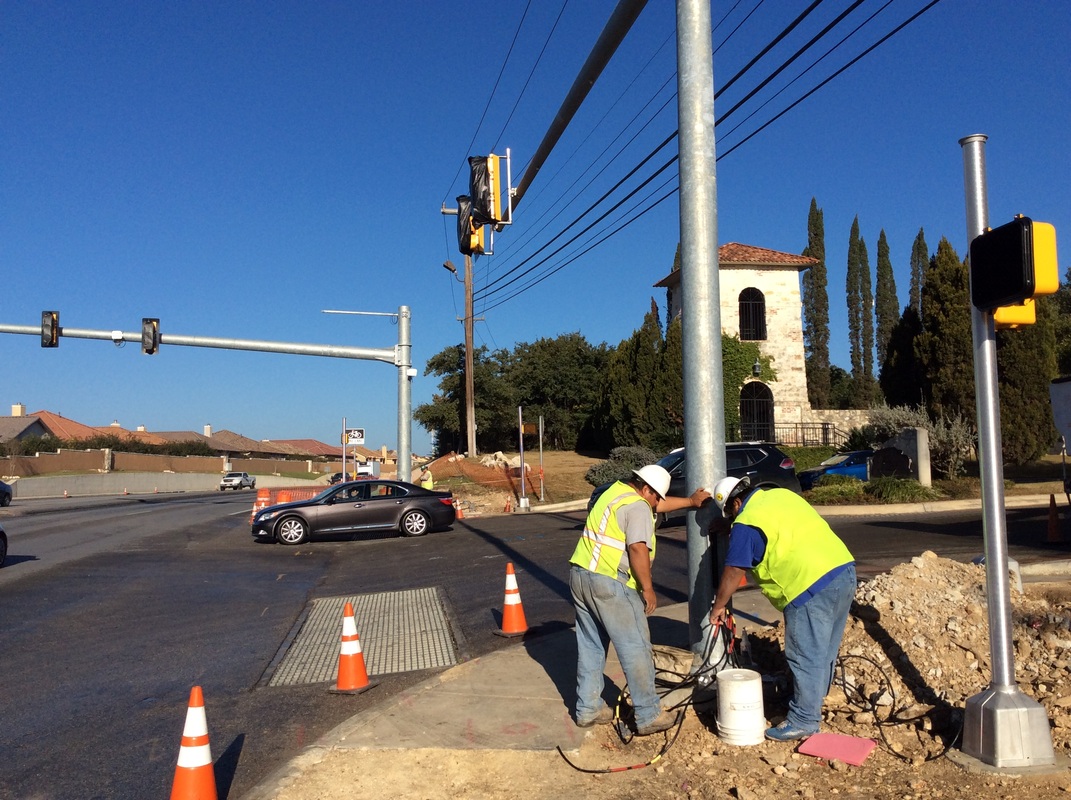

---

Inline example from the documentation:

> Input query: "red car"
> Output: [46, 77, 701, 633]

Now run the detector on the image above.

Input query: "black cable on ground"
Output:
[833, 652, 963, 763]
[557, 613, 741, 773]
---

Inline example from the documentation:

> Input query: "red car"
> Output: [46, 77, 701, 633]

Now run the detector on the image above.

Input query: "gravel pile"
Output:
[747, 551, 1071, 761]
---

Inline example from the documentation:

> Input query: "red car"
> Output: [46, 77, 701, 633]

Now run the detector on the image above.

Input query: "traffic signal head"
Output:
[41, 310, 59, 347]
[141, 318, 160, 355]
[969, 215, 1059, 311]
[456, 195, 485, 256]
[468, 154, 502, 226]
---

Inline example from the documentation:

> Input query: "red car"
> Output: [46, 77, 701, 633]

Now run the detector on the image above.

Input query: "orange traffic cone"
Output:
[1048, 494, 1062, 543]
[170, 686, 217, 800]
[454, 500, 465, 519]
[504, 497, 512, 513]
[329, 602, 378, 695]
[495, 562, 528, 637]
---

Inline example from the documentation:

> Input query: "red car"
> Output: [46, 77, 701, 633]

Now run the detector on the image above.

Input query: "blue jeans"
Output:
[782, 563, 856, 730]
[569, 565, 661, 727]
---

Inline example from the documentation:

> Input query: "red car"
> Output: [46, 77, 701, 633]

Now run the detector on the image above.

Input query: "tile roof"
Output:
[209, 429, 290, 455]
[654, 242, 819, 287]
[269, 438, 344, 458]
[92, 425, 170, 446]
[30, 410, 102, 440]
[153, 430, 215, 445]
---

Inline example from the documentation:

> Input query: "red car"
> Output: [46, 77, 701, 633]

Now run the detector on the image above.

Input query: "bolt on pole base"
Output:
[960, 686, 1055, 769]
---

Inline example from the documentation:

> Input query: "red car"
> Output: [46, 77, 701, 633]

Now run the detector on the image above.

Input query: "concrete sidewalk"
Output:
[239, 587, 784, 800]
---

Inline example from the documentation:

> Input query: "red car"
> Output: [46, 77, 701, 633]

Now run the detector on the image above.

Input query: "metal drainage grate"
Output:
[266, 587, 458, 687]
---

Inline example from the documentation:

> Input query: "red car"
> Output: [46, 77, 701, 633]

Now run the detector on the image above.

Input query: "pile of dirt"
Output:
[573, 551, 1071, 799]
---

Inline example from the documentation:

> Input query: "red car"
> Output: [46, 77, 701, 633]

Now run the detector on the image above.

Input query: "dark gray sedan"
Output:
[0, 480, 11, 507]
[251, 480, 457, 544]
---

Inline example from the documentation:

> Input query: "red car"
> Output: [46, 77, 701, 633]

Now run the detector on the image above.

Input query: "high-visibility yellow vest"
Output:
[735, 488, 853, 611]
[570, 481, 655, 589]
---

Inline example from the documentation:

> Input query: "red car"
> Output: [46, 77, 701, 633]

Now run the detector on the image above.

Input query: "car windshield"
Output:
[819, 453, 853, 467]
[656, 450, 685, 471]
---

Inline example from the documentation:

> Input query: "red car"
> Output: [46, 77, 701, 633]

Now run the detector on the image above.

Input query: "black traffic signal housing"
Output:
[468, 154, 502, 227]
[969, 215, 1058, 312]
[456, 195, 485, 256]
[141, 318, 160, 355]
[41, 311, 59, 347]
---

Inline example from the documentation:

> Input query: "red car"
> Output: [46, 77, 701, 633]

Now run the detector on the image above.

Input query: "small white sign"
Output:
[346, 427, 365, 446]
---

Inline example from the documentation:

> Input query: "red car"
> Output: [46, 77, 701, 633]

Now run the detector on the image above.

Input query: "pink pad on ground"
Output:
[797, 732, 877, 766]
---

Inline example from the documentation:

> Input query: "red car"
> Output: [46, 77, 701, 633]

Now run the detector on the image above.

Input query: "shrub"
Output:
[863, 477, 943, 503]
[585, 445, 661, 487]
[806, 475, 867, 504]
[782, 446, 836, 472]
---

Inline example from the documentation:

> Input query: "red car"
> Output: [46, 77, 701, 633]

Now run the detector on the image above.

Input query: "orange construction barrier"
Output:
[1048, 494, 1062, 543]
[170, 686, 217, 800]
[495, 562, 528, 638]
[329, 602, 378, 695]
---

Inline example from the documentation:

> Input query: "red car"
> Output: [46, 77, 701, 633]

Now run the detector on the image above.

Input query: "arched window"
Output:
[739, 288, 767, 340]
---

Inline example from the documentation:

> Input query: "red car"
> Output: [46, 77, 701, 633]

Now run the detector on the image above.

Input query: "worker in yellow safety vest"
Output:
[569, 465, 710, 736]
[418, 466, 434, 490]
[709, 475, 856, 742]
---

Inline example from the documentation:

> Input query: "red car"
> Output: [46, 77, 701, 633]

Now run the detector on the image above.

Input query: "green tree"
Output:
[917, 238, 975, 422]
[600, 301, 665, 449]
[910, 228, 928, 319]
[846, 217, 876, 407]
[802, 198, 831, 408]
[1051, 266, 1071, 375]
[502, 333, 609, 450]
[414, 344, 517, 455]
[649, 315, 684, 451]
[879, 305, 925, 408]
[997, 295, 1058, 464]
[875, 229, 899, 379]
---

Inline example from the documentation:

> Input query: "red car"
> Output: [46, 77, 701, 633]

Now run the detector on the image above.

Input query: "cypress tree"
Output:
[910, 228, 928, 318]
[875, 229, 899, 381]
[846, 218, 864, 395]
[997, 296, 1058, 463]
[858, 233, 876, 406]
[879, 306, 925, 408]
[801, 198, 831, 408]
[917, 238, 975, 422]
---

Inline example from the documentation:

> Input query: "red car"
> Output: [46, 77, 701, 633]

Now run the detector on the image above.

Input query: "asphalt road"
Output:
[1, 494, 1068, 799]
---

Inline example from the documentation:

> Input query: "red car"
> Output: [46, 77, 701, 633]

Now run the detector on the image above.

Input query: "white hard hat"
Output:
[632, 465, 671, 500]
[712, 475, 751, 516]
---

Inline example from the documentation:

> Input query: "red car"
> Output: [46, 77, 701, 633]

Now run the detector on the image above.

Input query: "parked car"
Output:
[0, 480, 11, 507]
[220, 472, 256, 491]
[798, 450, 874, 491]
[587, 442, 802, 525]
[0, 522, 6, 567]
[251, 479, 456, 544]
[328, 472, 344, 485]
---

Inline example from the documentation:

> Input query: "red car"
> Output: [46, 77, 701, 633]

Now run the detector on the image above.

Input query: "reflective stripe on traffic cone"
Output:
[495, 562, 528, 638]
[170, 686, 217, 800]
[329, 602, 378, 695]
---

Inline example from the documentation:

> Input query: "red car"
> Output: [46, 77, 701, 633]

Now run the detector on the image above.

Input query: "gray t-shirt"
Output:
[614, 500, 655, 580]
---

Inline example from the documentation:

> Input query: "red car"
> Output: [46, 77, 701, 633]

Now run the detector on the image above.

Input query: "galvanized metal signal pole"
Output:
[958, 134, 1054, 767]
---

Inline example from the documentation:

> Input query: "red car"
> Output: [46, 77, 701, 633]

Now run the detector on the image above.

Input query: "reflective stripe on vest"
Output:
[570, 481, 655, 589]
[735, 488, 853, 611]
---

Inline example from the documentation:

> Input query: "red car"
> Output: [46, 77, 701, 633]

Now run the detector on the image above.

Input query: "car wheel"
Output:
[399, 510, 430, 537]
[276, 517, 309, 545]
[0, 535, 6, 567]
[655, 512, 667, 529]
[0, 493, 9, 507]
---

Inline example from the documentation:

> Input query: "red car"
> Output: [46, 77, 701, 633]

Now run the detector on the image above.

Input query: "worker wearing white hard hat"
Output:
[708, 474, 855, 742]
[569, 464, 710, 736]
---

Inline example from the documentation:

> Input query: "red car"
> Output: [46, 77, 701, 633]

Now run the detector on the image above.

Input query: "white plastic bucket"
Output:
[716, 668, 765, 746]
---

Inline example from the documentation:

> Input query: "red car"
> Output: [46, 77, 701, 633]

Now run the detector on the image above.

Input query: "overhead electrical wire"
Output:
[466, 1, 944, 313]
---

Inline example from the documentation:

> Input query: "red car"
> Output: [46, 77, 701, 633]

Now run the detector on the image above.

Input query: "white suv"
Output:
[220, 472, 256, 491]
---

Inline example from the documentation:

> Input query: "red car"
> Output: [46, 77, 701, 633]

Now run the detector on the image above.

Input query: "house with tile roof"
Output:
[655, 242, 867, 445]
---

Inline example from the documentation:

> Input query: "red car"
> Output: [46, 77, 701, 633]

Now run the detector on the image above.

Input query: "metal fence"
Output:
[727, 423, 849, 448]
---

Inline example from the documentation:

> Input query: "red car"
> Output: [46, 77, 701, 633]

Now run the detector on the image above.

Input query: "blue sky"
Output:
[3, 1, 1069, 456]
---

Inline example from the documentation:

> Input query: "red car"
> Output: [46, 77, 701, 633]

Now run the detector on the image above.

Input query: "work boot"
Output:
[575, 705, 614, 728]
[635, 710, 678, 736]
